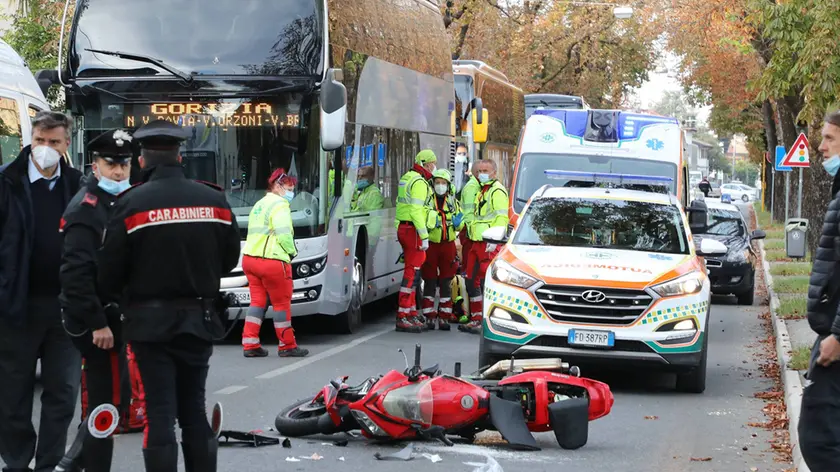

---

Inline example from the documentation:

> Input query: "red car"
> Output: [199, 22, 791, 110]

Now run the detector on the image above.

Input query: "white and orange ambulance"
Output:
[479, 172, 726, 393]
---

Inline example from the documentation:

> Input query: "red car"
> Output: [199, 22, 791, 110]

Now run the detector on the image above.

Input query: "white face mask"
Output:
[32, 146, 61, 170]
[434, 184, 448, 196]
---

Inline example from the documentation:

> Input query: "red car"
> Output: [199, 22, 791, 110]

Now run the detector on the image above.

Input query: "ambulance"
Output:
[509, 109, 689, 227]
[478, 172, 727, 393]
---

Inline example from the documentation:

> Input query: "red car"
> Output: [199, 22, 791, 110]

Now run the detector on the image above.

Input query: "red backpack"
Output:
[80, 344, 147, 433]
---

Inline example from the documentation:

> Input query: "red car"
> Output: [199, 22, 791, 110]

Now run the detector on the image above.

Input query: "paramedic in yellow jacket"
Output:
[394, 150, 437, 333]
[420, 169, 464, 331]
[241, 168, 309, 357]
[350, 165, 385, 246]
[461, 159, 509, 334]
[458, 160, 480, 273]
[328, 159, 354, 215]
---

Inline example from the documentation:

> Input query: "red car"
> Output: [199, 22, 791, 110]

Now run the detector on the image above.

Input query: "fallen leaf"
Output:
[644, 415, 658, 420]
[690, 457, 712, 462]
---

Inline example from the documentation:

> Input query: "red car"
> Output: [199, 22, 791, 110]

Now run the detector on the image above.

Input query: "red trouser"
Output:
[459, 230, 472, 274]
[420, 241, 458, 321]
[241, 255, 297, 351]
[397, 223, 426, 321]
[465, 241, 502, 322]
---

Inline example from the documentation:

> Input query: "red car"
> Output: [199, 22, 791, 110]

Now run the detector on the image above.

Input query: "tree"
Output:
[1, 0, 69, 107]
[651, 90, 692, 123]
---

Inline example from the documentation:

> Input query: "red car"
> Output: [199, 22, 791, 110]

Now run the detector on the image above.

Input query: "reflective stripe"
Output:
[439, 307, 453, 313]
[476, 208, 507, 221]
[242, 337, 261, 345]
[439, 297, 451, 303]
[470, 296, 482, 302]
[244, 316, 263, 325]
[400, 287, 413, 294]
[397, 196, 425, 205]
[423, 296, 435, 302]
[422, 307, 435, 314]
[274, 320, 292, 329]
[398, 307, 412, 313]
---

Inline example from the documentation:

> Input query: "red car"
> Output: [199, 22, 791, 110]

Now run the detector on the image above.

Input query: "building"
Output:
[0, 0, 18, 32]
[726, 134, 749, 161]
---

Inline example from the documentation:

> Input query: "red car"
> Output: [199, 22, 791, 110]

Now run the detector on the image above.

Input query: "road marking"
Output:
[214, 385, 248, 395]
[256, 326, 393, 380]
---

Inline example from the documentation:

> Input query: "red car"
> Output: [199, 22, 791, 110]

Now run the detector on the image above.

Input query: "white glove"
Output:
[486, 243, 497, 253]
[420, 239, 429, 251]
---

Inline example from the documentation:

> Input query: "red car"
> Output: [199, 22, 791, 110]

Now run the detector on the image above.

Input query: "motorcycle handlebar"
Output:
[414, 344, 421, 368]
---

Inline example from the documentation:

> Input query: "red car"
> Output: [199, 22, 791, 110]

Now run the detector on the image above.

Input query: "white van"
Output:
[0, 39, 51, 165]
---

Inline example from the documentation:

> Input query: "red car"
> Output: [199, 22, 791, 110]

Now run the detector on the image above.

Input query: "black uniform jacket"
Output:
[59, 175, 117, 335]
[98, 165, 241, 342]
[807, 176, 840, 336]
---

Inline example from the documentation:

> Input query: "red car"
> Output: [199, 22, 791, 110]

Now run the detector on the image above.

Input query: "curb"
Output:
[755, 212, 809, 472]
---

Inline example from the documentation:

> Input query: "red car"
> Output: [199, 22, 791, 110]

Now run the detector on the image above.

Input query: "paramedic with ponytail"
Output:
[241, 168, 309, 358]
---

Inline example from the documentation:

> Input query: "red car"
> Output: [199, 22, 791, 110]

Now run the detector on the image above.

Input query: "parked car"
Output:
[696, 200, 765, 305]
[720, 183, 752, 202]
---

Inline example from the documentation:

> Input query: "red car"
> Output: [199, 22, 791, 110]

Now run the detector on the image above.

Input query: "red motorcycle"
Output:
[275, 345, 613, 450]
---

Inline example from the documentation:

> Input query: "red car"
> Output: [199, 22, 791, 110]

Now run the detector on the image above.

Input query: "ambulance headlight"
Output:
[491, 260, 538, 289]
[651, 272, 703, 298]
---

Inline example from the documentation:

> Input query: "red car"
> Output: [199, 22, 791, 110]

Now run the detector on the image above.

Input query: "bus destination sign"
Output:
[124, 103, 301, 128]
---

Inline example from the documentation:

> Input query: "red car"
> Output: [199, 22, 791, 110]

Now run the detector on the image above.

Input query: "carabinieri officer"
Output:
[98, 120, 241, 472]
[59, 128, 134, 471]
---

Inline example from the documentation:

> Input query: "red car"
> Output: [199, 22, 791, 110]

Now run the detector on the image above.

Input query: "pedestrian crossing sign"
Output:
[780, 133, 810, 168]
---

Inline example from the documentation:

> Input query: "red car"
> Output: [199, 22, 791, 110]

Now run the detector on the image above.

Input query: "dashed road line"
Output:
[255, 326, 393, 380]
[213, 385, 248, 395]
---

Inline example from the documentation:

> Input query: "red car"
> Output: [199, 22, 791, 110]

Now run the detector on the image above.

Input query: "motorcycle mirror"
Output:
[454, 362, 462, 377]
[414, 344, 421, 368]
[398, 349, 409, 370]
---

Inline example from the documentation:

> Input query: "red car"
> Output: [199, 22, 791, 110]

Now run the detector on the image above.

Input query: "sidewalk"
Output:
[753, 205, 811, 472]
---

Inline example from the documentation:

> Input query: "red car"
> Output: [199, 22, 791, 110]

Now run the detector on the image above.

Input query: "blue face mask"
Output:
[283, 191, 295, 202]
[98, 175, 131, 195]
[824, 155, 840, 177]
[357, 179, 370, 190]
[478, 173, 491, 184]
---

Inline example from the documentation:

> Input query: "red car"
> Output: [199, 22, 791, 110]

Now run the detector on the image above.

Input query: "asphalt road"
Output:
[15, 289, 791, 472]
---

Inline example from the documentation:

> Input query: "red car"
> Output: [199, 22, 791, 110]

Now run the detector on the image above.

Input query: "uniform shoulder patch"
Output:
[197, 180, 223, 191]
[82, 192, 98, 207]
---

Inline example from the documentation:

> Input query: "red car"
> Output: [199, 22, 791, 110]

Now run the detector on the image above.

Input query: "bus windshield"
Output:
[73, 94, 326, 238]
[513, 153, 678, 212]
[71, 0, 324, 78]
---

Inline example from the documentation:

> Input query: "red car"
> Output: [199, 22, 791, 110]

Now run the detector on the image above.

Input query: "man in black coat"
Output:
[800, 110, 840, 470]
[0, 111, 84, 472]
[59, 129, 134, 472]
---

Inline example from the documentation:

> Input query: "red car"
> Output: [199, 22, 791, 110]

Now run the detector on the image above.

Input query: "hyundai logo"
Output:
[581, 290, 607, 303]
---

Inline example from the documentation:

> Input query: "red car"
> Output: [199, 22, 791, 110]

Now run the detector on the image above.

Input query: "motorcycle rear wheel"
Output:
[275, 398, 328, 437]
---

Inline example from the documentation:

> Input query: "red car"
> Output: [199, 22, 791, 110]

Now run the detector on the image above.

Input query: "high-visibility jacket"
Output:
[351, 185, 385, 212]
[468, 180, 509, 242]
[395, 169, 433, 240]
[328, 169, 354, 214]
[428, 194, 464, 243]
[460, 176, 480, 227]
[243, 193, 297, 263]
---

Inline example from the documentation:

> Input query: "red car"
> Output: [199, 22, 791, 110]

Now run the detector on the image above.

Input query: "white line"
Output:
[213, 385, 248, 395]
[256, 326, 393, 380]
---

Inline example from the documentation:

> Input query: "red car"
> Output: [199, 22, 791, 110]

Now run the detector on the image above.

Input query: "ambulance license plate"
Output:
[568, 329, 614, 348]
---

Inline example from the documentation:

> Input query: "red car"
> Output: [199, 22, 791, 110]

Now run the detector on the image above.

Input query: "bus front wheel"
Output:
[334, 258, 364, 334]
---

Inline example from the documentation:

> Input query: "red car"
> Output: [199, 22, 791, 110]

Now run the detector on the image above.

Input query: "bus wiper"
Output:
[85, 49, 193, 83]
[515, 197, 529, 204]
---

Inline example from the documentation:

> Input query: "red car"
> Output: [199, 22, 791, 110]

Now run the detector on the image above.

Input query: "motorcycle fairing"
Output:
[488, 395, 540, 451]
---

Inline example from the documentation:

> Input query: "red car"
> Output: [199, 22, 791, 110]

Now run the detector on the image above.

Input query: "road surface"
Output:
[16, 291, 790, 472]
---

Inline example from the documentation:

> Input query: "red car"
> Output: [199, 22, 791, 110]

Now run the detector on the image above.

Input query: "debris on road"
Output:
[374, 443, 415, 461]
[282, 438, 291, 448]
[304, 453, 323, 461]
[285, 457, 300, 462]
[465, 456, 504, 472]
[422, 453, 443, 463]
[644, 415, 658, 420]
[339, 457, 345, 462]
[689, 457, 712, 462]
[334, 439, 349, 447]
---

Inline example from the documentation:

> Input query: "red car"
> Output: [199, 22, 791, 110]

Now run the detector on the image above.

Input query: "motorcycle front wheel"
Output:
[275, 398, 328, 437]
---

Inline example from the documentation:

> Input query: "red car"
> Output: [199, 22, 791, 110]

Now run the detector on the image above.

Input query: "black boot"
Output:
[181, 439, 218, 472]
[142, 444, 178, 472]
[81, 436, 114, 472]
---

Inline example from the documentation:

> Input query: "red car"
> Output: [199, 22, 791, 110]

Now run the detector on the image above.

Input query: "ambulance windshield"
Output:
[513, 153, 677, 212]
[513, 198, 689, 255]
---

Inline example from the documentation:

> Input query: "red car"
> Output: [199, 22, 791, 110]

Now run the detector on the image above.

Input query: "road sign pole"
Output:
[770, 169, 775, 222]
[785, 172, 790, 222]
[797, 167, 803, 217]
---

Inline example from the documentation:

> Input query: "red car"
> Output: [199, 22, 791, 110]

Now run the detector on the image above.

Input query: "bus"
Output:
[508, 109, 689, 227]
[35, 0, 455, 333]
[451, 60, 525, 192]
[0, 39, 51, 165]
[525, 93, 589, 119]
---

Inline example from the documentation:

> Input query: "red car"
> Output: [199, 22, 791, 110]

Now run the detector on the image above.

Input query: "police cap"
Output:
[87, 128, 134, 163]
[134, 119, 189, 150]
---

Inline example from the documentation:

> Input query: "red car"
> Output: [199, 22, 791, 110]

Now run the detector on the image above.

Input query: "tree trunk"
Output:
[761, 99, 777, 211]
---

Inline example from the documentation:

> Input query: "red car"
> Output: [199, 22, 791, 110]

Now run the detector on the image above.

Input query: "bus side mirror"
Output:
[35, 69, 59, 96]
[472, 108, 489, 144]
[320, 68, 347, 151]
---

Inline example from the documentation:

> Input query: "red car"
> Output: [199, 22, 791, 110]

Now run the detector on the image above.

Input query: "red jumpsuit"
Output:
[242, 257, 297, 351]
[420, 194, 461, 329]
